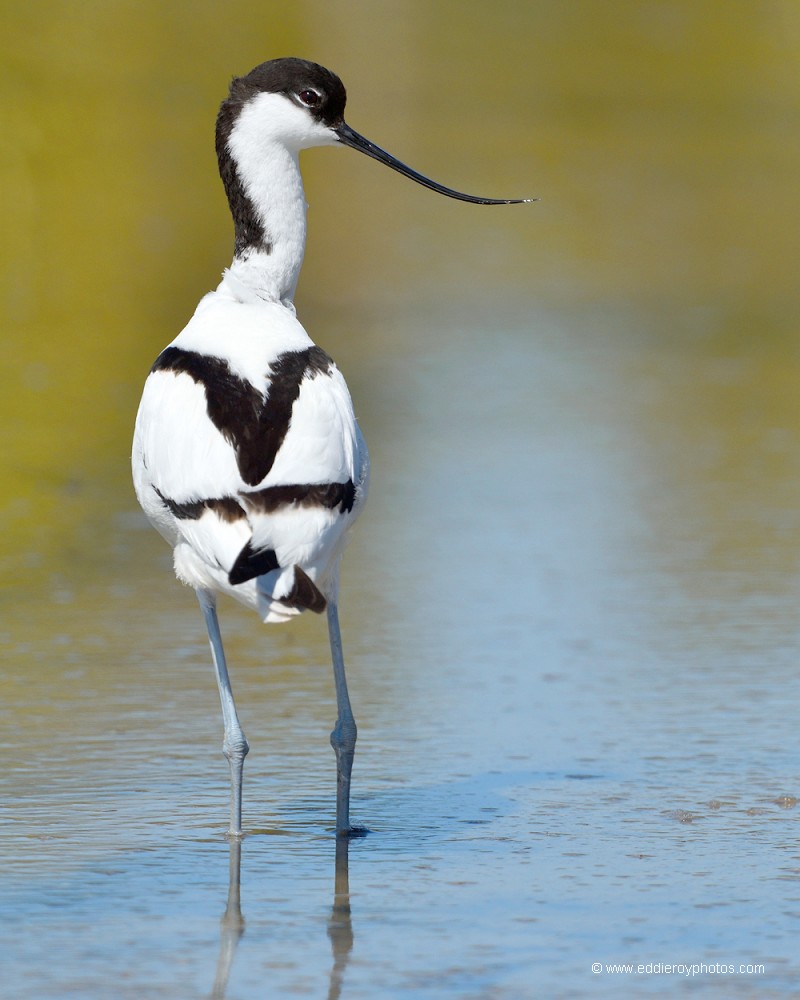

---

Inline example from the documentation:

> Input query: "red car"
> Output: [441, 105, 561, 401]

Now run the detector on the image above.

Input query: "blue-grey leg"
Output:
[327, 601, 357, 835]
[197, 588, 250, 837]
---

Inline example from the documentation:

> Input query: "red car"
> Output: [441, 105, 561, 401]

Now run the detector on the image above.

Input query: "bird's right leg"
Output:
[327, 600, 357, 835]
[196, 588, 249, 837]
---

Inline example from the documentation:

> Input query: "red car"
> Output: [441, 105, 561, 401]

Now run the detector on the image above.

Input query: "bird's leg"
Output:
[326, 601, 357, 835]
[196, 588, 250, 838]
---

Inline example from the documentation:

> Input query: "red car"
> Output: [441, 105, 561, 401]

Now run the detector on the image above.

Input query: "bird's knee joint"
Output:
[223, 736, 250, 763]
[330, 719, 357, 754]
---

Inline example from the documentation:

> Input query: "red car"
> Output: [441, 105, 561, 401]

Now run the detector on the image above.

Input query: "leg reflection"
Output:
[327, 835, 354, 1000]
[210, 838, 244, 1000]
[209, 835, 355, 999]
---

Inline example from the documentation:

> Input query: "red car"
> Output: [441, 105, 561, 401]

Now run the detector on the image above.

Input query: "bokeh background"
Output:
[3, 2, 800, 998]
[4, 0, 799, 591]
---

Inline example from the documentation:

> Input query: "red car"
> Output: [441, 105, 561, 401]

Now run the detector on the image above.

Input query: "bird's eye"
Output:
[298, 89, 321, 107]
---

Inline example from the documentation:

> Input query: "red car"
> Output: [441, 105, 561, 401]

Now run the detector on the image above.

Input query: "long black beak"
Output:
[335, 122, 535, 205]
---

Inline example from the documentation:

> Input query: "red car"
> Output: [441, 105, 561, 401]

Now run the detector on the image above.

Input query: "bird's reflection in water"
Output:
[209, 835, 355, 1000]
[327, 835, 354, 1000]
[210, 838, 245, 1000]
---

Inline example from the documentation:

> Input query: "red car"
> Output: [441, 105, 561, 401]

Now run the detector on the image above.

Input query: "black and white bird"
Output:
[132, 57, 530, 838]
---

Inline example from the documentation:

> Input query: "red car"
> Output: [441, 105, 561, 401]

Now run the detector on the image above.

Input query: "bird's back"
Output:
[132, 280, 369, 623]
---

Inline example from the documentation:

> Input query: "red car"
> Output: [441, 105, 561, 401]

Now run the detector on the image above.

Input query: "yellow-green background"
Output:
[3, 0, 800, 601]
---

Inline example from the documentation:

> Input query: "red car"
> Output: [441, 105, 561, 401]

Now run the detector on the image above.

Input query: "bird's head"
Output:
[216, 57, 534, 205]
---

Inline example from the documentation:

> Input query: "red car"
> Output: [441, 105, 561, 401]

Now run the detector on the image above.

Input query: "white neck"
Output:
[221, 94, 316, 305]
[227, 144, 306, 305]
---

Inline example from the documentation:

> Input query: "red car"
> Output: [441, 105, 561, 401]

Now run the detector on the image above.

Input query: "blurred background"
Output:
[3, 2, 800, 996]
[3, 0, 800, 599]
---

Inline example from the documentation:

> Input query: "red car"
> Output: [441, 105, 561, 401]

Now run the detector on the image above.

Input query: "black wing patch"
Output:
[151, 345, 334, 486]
[228, 542, 280, 586]
[228, 548, 326, 614]
[282, 566, 326, 613]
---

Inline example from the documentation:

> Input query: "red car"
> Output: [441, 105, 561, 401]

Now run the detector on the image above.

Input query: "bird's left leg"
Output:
[327, 600, 357, 835]
[196, 588, 249, 837]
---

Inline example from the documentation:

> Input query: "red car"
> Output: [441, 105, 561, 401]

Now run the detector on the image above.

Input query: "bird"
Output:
[132, 57, 532, 839]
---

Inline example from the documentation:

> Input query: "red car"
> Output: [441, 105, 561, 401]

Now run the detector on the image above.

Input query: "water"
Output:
[3, 309, 800, 998]
[3, 3, 800, 996]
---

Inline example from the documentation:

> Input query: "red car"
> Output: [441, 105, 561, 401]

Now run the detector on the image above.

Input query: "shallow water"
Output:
[3, 309, 800, 998]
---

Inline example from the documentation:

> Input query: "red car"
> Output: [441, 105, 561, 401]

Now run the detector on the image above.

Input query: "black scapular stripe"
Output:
[154, 488, 245, 523]
[151, 345, 334, 486]
[155, 480, 355, 525]
[244, 479, 355, 514]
